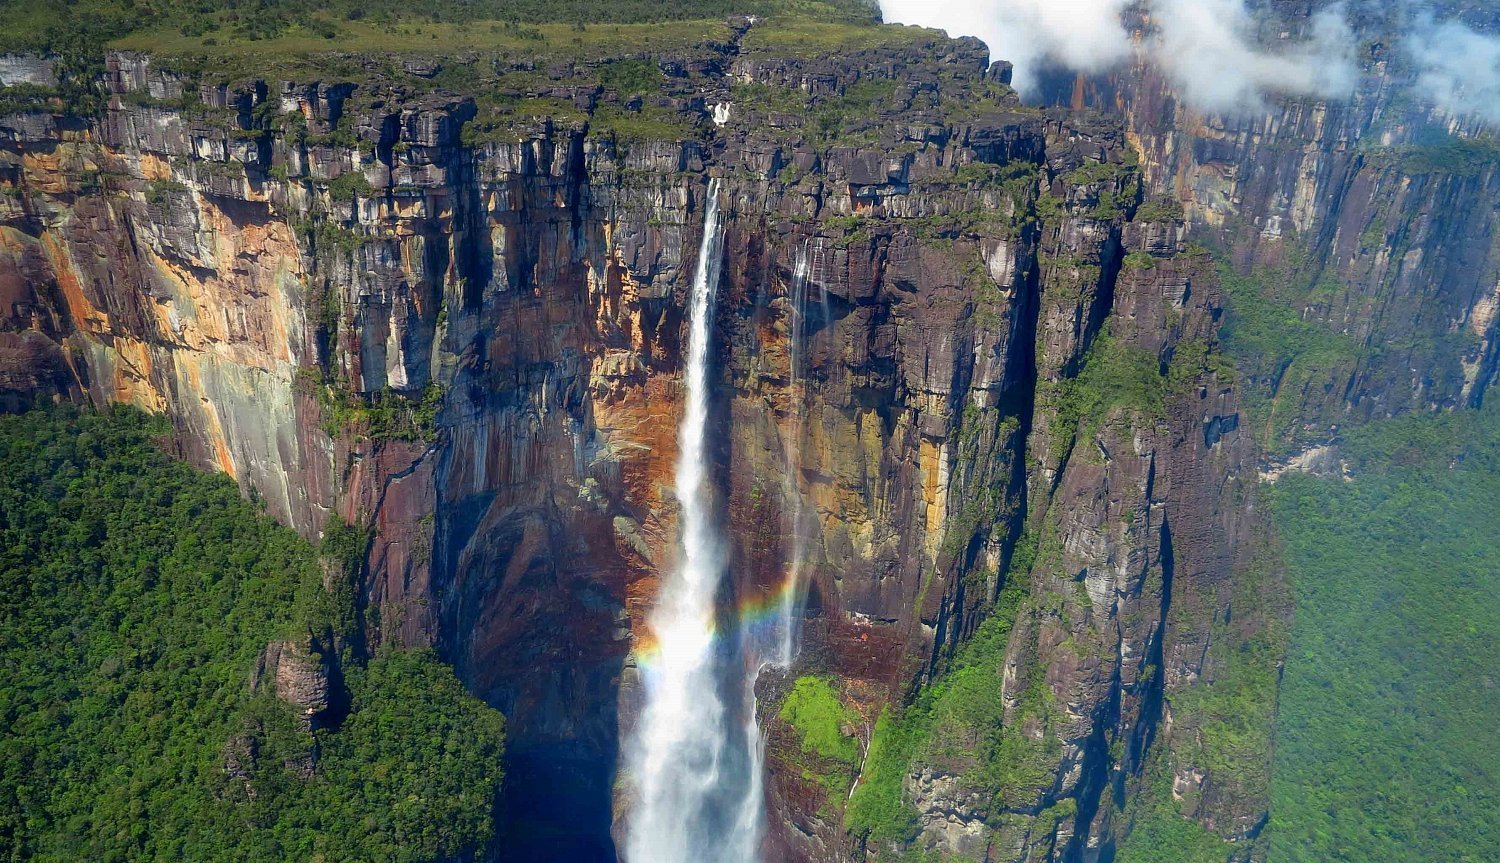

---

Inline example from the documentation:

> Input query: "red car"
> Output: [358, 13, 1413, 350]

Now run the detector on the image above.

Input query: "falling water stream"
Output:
[625, 178, 764, 863]
[626, 184, 824, 863]
[777, 243, 814, 667]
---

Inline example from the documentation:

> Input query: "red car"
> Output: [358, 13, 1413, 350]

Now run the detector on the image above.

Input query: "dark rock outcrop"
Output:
[252, 639, 334, 729]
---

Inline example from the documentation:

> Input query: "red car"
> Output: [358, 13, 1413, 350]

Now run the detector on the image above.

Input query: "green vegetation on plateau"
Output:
[1266, 403, 1500, 863]
[0, 0, 918, 146]
[0, 0, 876, 60]
[0, 406, 504, 863]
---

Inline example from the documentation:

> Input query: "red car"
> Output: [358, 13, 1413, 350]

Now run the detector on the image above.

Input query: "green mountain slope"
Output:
[0, 406, 504, 863]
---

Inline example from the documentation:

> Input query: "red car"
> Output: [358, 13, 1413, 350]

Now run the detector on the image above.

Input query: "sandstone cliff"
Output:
[0, 12, 1489, 863]
[1039, 4, 1500, 458]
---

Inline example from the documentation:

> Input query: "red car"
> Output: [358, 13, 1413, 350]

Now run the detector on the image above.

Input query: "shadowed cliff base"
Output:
[500, 748, 619, 862]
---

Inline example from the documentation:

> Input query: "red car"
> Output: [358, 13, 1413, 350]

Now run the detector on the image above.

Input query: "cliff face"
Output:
[0, 12, 1488, 863]
[0, 29, 1043, 858]
[1041, 6, 1500, 457]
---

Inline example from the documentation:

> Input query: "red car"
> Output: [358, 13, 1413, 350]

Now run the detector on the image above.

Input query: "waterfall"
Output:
[778, 244, 813, 667]
[717, 242, 822, 862]
[625, 178, 763, 863]
[813, 239, 832, 340]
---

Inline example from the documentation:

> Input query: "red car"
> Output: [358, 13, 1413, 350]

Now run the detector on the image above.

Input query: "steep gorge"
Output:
[0, 8, 1495, 863]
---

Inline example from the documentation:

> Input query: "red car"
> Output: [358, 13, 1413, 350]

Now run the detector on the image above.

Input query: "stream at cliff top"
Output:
[625, 177, 772, 863]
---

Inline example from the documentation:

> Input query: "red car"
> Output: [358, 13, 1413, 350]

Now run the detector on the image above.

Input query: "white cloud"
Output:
[1405, 14, 1500, 123]
[1150, 0, 1358, 114]
[876, 0, 1133, 94]
[877, 0, 1359, 115]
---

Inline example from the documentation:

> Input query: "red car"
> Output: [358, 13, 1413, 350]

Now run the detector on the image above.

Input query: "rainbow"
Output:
[631, 574, 801, 672]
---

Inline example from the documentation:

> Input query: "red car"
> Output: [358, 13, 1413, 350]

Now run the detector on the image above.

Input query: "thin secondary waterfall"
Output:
[777, 243, 814, 667]
[626, 178, 763, 863]
[717, 242, 823, 860]
[726, 240, 829, 857]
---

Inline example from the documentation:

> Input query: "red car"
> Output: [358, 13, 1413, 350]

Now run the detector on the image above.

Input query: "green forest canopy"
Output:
[0, 406, 504, 863]
[1267, 403, 1500, 863]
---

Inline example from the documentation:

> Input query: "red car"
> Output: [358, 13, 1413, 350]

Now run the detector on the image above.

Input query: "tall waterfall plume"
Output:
[625, 178, 764, 863]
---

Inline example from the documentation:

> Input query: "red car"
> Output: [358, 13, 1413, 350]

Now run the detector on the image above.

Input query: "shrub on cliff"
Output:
[844, 580, 1034, 852]
[0, 405, 504, 863]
